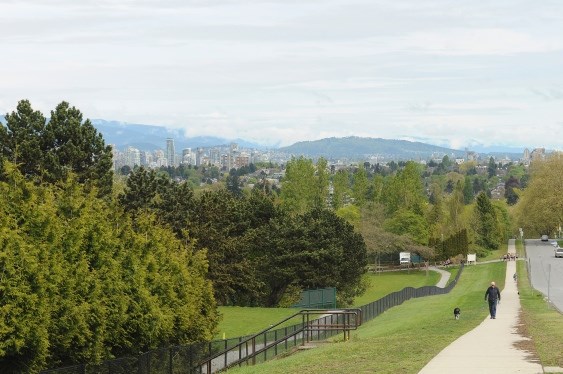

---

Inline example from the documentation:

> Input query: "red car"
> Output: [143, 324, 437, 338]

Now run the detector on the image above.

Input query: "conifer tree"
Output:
[473, 191, 500, 250]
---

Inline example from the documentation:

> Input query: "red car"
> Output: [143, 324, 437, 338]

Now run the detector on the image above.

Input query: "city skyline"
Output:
[2, 1, 563, 150]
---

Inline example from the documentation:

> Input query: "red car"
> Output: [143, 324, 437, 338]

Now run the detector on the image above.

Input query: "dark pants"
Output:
[488, 299, 498, 318]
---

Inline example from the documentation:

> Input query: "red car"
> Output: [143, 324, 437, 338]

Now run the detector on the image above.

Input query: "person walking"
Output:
[484, 281, 501, 319]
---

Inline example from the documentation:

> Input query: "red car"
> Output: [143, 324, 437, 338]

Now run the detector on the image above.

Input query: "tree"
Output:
[331, 169, 349, 209]
[118, 167, 160, 213]
[1, 100, 113, 196]
[314, 157, 330, 209]
[368, 174, 384, 203]
[0, 99, 47, 179]
[257, 208, 367, 306]
[442, 155, 452, 169]
[487, 157, 497, 178]
[384, 209, 429, 245]
[427, 183, 444, 238]
[513, 153, 563, 237]
[0, 162, 218, 371]
[504, 176, 520, 205]
[463, 176, 474, 204]
[447, 181, 465, 233]
[473, 192, 500, 250]
[360, 203, 434, 265]
[225, 172, 243, 197]
[42, 102, 113, 196]
[186, 189, 265, 305]
[280, 157, 328, 214]
[119, 165, 132, 176]
[445, 179, 455, 194]
[380, 161, 426, 216]
[352, 164, 369, 207]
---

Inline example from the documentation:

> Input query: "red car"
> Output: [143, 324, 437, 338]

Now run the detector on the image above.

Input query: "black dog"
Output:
[453, 307, 461, 320]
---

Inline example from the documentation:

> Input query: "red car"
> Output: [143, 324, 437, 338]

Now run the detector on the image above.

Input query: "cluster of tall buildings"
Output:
[111, 138, 271, 172]
[111, 136, 550, 173]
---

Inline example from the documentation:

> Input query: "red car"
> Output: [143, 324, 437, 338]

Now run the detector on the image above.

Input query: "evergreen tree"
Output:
[504, 176, 520, 205]
[225, 172, 243, 197]
[1, 100, 113, 196]
[118, 167, 160, 213]
[0, 162, 217, 371]
[463, 175, 474, 204]
[0, 100, 47, 179]
[42, 102, 113, 196]
[473, 191, 500, 250]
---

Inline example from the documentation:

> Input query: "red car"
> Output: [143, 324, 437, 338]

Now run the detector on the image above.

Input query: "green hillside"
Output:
[279, 136, 466, 160]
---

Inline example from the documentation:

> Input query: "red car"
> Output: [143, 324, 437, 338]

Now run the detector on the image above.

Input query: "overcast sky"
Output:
[1, 0, 562, 150]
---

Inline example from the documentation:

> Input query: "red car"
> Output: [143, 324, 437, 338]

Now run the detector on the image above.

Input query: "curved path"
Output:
[428, 266, 450, 288]
[419, 240, 544, 374]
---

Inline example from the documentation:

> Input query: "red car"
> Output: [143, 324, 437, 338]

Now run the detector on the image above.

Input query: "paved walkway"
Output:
[428, 266, 450, 288]
[419, 240, 544, 374]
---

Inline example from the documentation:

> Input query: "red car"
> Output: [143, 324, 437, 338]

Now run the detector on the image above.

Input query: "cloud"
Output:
[2, 1, 563, 152]
[399, 28, 563, 56]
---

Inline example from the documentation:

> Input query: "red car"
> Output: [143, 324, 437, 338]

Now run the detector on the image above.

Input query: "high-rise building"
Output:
[166, 138, 176, 167]
[125, 146, 141, 167]
[182, 148, 193, 165]
[210, 148, 221, 167]
[196, 147, 205, 166]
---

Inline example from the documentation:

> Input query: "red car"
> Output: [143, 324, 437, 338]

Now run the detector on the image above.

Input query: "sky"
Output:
[1, 0, 562, 150]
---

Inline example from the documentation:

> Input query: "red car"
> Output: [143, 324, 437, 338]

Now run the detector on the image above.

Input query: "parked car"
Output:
[555, 247, 563, 258]
[541, 235, 549, 241]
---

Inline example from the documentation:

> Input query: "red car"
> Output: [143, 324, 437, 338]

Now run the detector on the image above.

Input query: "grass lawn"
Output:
[217, 268, 443, 340]
[352, 269, 441, 307]
[215, 307, 299, 340]
[479, 241, 509, 262]
[226, 262, 506, 374]
[517, 252, 563, 368]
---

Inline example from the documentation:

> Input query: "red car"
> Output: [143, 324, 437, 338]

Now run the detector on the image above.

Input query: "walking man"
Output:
[484, 281, 501, 319]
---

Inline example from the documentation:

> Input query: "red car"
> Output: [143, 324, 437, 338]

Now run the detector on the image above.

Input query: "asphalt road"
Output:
[524, 238, 563, 312]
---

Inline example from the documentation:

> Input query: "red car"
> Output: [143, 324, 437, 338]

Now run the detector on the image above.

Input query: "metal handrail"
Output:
[197, 308, 362, 373]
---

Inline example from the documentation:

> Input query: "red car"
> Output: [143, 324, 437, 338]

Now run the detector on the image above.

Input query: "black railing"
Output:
[41, 264, 463, 374]
[197, 308, 362, 373]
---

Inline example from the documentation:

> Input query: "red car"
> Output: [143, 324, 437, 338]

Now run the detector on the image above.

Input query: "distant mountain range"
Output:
[279, 137, 467, 160]
[90, 120, 264, 151]
[0, 116, 526, 160]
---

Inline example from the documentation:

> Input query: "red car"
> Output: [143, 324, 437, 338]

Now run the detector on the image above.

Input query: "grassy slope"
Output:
[227, 262, 506, 374]
[353, 270, 440, 307]
[216, 307, 298, 340]
[516, 243, 563, 368]
[217, 269, 441, 340]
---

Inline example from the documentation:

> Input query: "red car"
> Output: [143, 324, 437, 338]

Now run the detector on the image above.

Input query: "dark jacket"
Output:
[485, 286, 501, 302]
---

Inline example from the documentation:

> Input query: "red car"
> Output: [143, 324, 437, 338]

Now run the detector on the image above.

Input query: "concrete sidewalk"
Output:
[419, 241, 544, 374]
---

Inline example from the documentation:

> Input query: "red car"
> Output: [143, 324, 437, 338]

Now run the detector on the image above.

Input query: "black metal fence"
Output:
[198, 308, 363, 373]
[41, 264, 463, 374]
